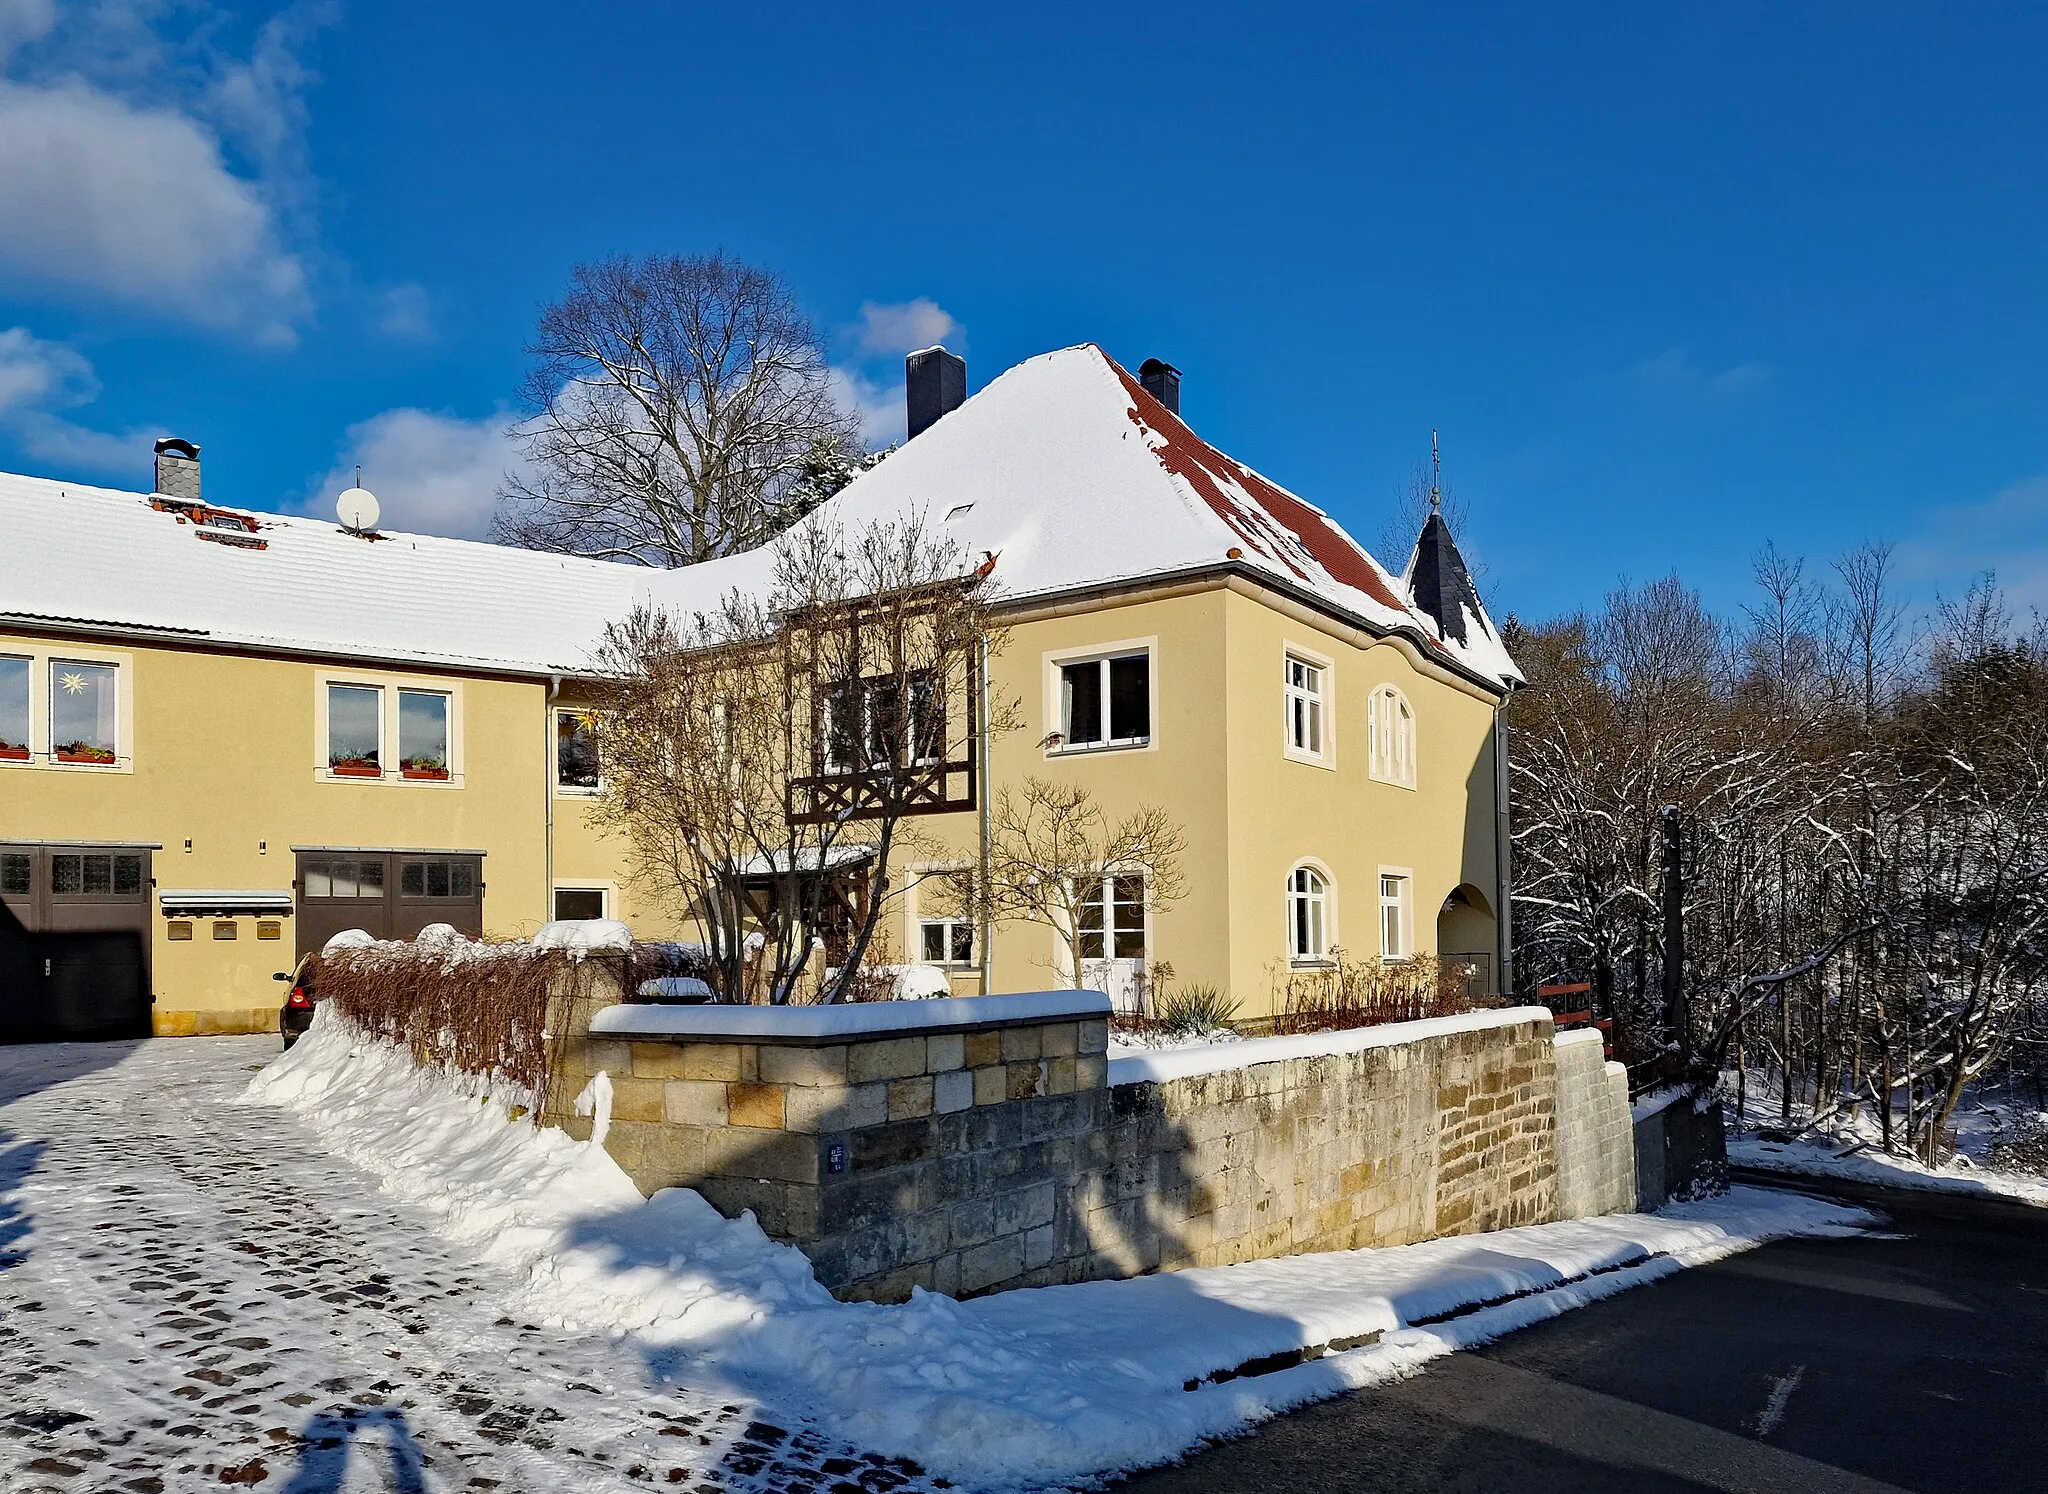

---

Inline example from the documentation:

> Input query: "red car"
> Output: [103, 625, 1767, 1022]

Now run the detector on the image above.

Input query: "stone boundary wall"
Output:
[542, 987, 1639, 1303]
[1097, 1014, 1563, 1273]
[1552, 1028, 1637, 1218]
[545, 987, 1117, 1302]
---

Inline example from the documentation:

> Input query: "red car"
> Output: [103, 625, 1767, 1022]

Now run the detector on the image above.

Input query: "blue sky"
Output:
[2, 1, 2044, 627]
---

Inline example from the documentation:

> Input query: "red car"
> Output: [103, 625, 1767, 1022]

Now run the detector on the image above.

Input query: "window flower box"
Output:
[400, 756, 449, 781]
[328, 756, 382, 778]
[54, 742, 116, 765]
[0, 742, 27, 761]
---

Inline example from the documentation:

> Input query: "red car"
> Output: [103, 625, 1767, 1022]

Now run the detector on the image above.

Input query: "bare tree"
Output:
[979, 777, 1190, 998]
[590, 513, 1006, 1002]
[498, 253, 863, 566]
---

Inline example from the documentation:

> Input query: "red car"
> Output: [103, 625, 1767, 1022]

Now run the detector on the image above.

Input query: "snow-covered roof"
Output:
[670, 344, 1519, 690]
[0, 345, 1517, 690]
[0, 470, 649, 675]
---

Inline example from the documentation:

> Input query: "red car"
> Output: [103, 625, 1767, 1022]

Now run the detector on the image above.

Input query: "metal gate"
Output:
[0, 843, 154, 1042]
[295, 849, 485, 959]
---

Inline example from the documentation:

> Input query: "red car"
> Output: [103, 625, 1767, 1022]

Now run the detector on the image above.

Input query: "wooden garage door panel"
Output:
[0, 844, 153, 1042]
[296, 851, 483, 958]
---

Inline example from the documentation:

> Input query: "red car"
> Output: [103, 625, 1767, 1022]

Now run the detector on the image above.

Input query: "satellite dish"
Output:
[336, 485, 381, 533]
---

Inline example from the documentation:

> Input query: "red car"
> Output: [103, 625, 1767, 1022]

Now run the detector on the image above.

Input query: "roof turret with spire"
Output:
[1400, 432, 1523, 685]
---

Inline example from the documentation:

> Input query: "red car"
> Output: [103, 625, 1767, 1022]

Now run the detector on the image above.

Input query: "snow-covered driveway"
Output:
[0, 1037, 933, 1494]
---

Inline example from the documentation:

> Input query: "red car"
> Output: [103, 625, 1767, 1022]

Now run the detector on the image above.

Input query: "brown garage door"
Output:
[0, 843, 154, 1042]
[295, 849, 485, 959]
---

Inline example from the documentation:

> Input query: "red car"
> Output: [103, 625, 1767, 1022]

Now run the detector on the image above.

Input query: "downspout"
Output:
[1492, 694, 1513, 997]
[545, 674, 561, 929]
[977, 635, 994, 995]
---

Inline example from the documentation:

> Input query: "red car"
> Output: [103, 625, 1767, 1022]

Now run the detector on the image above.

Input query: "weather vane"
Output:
[1430, 429, 1442, 512]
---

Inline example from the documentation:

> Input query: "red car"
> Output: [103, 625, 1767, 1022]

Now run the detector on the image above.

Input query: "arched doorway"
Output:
[1436, 884, 1498, 1000]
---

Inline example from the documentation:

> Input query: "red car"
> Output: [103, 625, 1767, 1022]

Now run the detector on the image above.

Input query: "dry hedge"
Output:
[318, 936, 610, 1110]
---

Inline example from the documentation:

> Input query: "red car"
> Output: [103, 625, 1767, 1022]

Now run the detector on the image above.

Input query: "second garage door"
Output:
[295, 849, 485, 959]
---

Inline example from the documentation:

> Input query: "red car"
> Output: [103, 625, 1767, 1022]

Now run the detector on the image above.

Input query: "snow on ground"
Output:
[1731, 1133, 2048, 1208]
[1727, 1073, 2048, 1209]
[227, 1011, 1874, 1490]
[0, 1035, 931, 1494]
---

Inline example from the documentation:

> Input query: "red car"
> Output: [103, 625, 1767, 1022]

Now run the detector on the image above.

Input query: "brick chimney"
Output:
[905, 348, 966, 439]
[154, 438, 201, 501]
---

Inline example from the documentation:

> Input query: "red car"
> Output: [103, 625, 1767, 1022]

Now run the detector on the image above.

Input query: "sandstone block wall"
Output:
[541, 993, 1636, 1304]
[1098, 1017, 1562, 1273]
[1553, 1028, 1638, 1218]
[546, 1006, 1114, 1302]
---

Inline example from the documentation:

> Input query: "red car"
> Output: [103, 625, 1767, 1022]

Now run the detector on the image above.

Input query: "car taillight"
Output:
[287, 987, 311, 1008]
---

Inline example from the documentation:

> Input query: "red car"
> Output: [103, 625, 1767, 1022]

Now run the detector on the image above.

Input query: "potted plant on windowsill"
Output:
[399, 754, 449, 781]
[329, 754, 382, 778]
[0, 737, 27, 761]
[54, 740, 116, 765]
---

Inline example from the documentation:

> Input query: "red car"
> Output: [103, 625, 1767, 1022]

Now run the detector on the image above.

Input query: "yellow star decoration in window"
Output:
[59, 672, 88, 695]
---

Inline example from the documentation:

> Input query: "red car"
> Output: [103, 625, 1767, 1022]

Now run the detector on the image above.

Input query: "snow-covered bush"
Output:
[315, 931, 606, 1110]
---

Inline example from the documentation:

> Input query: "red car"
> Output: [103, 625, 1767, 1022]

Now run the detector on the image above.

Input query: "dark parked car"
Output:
[274, 954, 318, 1046]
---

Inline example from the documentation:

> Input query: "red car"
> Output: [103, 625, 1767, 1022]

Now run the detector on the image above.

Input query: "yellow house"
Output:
[0, 347, 1517, 1038]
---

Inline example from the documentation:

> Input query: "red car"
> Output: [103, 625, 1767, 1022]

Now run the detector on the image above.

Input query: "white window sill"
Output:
[554, 785, 603, 798]
[1283, 746, 1335, 770]
[319, 770, 465, 788]
[1048, 738, 1152, 757]
[1367, 773, 1418, 791]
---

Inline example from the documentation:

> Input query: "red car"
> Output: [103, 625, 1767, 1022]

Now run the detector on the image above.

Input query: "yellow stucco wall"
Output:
[2, 575, 1503, 1034]
[0, 629, 553, 1034]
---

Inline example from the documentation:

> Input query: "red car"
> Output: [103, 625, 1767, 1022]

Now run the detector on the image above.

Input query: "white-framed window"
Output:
[50, 660, 120, 766]
[553, 884, 609, 921]
[1053, 647, 1152, 752]
[326, 683, 384, 777]
[398, 689, 451, 778]
[555, 708, 602, 792]
[1287, 863, 1331, 963]
[1368, 684, 1416, 788]
[1284, 649, 1331, 764]
[1078, 872, 1148, 962]
[317, 671, 462, 784]
[919, 917, 975, 968]
[0, 655, 28, 762]
[1379, 870, 1412, 960]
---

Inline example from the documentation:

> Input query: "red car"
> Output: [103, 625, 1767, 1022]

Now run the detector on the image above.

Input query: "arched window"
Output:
[1368, 685, 1416, 788]
[1288, 864, 1329, 963]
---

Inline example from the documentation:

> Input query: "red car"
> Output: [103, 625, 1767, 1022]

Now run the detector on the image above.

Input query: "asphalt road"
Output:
[1115, 1176, 2048, 1494]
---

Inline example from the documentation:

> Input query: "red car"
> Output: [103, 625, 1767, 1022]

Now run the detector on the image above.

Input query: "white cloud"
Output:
[829, 365, 906, 450]
[0, 324, 92, 413]
[1899, 475, 2048, 617]
[830, 296, 965, 449]
[1633, 345, 1769, 399]
[0, 0, 54, 65]
[0, 324, 159, 477]
[370, 282, 433, 341]
[849, 297, 963, 359]
[307, 407, 527, 541]
[0, 6, 325, 341]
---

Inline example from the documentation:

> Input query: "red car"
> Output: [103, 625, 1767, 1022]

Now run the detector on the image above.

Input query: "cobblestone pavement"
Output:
[0, 1038, 941, 1494]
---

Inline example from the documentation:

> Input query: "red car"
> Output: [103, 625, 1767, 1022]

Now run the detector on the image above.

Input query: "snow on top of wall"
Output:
[592, 988, 1111, 1041]
[1107, 1006, 1555, 1087]
[532, 918, 634, 956]
[1553, 1026, 1606, 1051]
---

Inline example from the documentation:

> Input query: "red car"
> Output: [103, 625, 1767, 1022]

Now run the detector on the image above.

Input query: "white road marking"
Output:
[1754, 1363, 1807, 1438]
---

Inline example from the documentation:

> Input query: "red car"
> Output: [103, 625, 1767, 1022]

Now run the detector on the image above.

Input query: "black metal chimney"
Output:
[1139, 358, 1181, 415]
[905, 347, 967, 439]
[153, 437, 201, 501]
